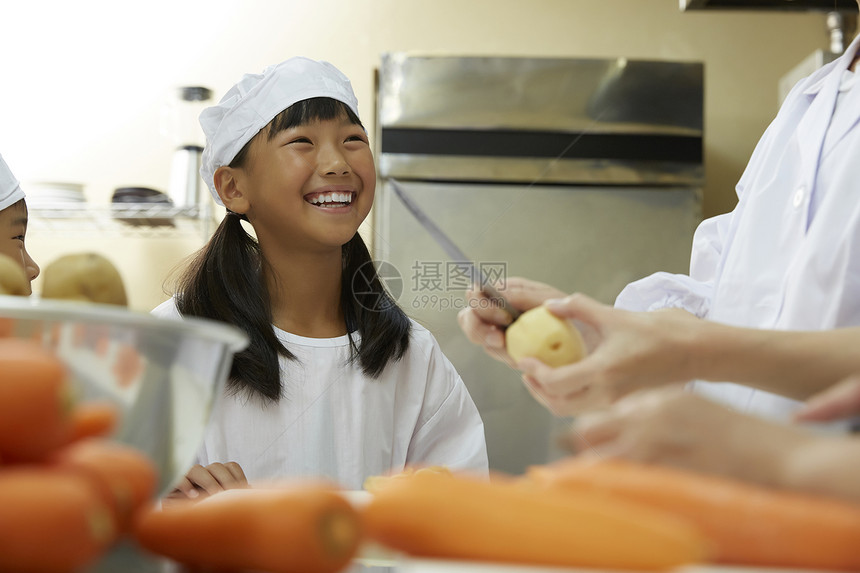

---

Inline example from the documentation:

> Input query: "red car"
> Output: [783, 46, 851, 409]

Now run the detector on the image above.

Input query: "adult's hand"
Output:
[794, 376, 860, 422]
[517, 293, 704, 416]
[457, 277, 566, 368]
[564, 386, 812, 489]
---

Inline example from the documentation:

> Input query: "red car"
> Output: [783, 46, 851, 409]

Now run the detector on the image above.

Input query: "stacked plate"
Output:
[111, 187, 175, 227]
[24, 182, 87, 210]
[111, 186, 173, 205]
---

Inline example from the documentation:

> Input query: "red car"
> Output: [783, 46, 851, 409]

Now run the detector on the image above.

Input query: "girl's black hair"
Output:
[175, 97, 411, 402]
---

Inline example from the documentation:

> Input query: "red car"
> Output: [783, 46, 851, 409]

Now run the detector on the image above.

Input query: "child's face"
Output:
[0, 201, 40, 294]
[231, 114, 375, 252]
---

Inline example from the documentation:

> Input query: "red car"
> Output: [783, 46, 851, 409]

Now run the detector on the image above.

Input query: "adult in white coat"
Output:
[459, 21, 860, 421]
[615, 26, 860, 420]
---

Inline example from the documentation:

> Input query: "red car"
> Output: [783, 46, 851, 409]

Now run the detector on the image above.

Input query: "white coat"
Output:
[615, 34, 860, 421]
[152, 299, 489, 489]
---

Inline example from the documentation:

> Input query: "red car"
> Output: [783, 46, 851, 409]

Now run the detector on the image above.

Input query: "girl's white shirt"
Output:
[152, 298, 489, 489]
[615, 34, 860, 422]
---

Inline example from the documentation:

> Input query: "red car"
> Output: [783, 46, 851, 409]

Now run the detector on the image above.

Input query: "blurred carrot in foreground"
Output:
[134, 483, 361, 573]
[363, 470, 708, 570]
[67, 400, 120, 443]
[50, 438, 158, 533]
[0, 339, 72, 462]
[524, 458, 860, 571]
[0, 336, 163, 570]
[0, 468, 116, 573]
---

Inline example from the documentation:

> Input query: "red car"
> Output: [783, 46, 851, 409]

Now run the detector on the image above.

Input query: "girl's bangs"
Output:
[268, 98, 362, 139]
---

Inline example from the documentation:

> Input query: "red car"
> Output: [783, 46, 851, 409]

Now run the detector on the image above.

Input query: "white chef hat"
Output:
[0, 153, 25, 212]
[199, 56, 360, 205]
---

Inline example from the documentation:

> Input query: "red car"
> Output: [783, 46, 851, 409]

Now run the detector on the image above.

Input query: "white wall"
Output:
[1, 0, 830, 311]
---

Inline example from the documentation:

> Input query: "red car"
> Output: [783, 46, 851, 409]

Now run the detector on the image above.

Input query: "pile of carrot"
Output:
[0, 338, 158, 573]
[359, 458, 860, 571]
[0, 336, 365, 573]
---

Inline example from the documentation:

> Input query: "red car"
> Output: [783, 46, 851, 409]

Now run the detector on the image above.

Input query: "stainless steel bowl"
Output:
[1, 296, 249, 572]
[0, 295, 248, 495]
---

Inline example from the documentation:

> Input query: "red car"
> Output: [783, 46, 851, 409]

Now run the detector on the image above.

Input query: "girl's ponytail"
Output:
[342, 234, 411, 377]
[176, 214, 288, 401]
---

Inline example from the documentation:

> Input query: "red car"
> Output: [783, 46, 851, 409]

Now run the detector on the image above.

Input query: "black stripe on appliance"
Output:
[380, 128, 702, 163]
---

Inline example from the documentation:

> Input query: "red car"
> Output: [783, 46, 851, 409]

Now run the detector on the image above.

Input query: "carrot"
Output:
[0, 339, 73, 462]
[362, 470, 708, 570]
[133, 482, 362, 573]
[0, 317, 13, 337]
[67, 400, 120, 443]
[523, 458, 860, 570]
[0, 467, 116, 573]
[49, 438, 158, 532]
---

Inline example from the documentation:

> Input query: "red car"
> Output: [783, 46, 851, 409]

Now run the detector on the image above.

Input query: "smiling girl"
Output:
[152, 57, 488, 496]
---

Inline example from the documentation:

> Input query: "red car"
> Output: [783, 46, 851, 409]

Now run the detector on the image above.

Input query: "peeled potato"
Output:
[364, 466, 452, 494]
[0, 253, 29, 296]
[41, 253, 128, 307]
[505, 306, 585, 367]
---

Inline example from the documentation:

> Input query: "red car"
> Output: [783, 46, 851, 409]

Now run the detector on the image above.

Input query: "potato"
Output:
[505, 305, 585, 367]
[41, 253, 128, 307]
[0, 253, 29, 296]
[363, 466, 452, 494]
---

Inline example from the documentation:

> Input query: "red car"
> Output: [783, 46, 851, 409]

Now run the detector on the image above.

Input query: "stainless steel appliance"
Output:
[373, 54, 704, 474]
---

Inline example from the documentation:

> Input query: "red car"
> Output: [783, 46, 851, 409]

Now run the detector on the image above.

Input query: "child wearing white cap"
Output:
[0, 153, 41, 294]
[153, 57, 488, 496]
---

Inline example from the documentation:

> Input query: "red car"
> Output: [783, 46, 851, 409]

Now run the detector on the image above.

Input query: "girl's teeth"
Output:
[310, 193, 352, 205]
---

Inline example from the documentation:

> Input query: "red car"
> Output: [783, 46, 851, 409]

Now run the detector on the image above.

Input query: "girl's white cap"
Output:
[0, 154, 25, 212]
[199, 57, 360, 205]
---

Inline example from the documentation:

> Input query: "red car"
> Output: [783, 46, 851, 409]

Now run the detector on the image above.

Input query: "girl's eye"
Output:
[13, 235, 24, 242]
[288, 137, 312, 145]
[346, 134, 368, 144]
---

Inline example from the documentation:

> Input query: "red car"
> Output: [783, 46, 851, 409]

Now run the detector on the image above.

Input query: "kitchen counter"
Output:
[89, 545, 846, 573]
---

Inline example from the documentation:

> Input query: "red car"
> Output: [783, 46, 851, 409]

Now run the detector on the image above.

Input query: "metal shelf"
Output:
[28, 203, 216, 239]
